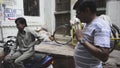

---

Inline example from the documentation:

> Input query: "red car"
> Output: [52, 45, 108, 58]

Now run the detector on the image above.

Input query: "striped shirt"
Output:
[74, 17, 111, 68]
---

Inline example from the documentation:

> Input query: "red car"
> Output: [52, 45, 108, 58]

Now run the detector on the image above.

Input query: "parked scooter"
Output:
[0, 36, 54, 68]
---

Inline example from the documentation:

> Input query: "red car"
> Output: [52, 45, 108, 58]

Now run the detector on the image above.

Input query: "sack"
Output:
[35, 27, 52, 42]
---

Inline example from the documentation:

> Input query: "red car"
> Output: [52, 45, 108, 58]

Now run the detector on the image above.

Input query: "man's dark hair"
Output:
[73, 0, 96, 13]
[15, 17, 27, 26]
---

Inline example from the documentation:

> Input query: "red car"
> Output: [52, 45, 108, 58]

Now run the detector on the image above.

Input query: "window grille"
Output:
[55, 0, 70, 11]
[96, 0, 106, 15]
[96, 0, 106, 8]
[55, 13, 70, 28]
[23, 0, 40, 16]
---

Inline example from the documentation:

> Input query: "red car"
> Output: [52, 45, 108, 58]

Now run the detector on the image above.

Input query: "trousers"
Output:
[5, 50, 34, 68]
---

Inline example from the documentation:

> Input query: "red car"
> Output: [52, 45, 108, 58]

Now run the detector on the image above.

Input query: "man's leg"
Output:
[14, 52, 34, 68]
[0, 49, 4, 68]
[3, 51, 21, 68]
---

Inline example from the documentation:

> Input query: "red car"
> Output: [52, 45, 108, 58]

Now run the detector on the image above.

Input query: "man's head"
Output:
[15, 17, 27, 31]
[73, 0, 97, 23]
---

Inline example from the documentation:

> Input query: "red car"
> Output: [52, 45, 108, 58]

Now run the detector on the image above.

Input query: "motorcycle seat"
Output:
[23, 52, 47, 63]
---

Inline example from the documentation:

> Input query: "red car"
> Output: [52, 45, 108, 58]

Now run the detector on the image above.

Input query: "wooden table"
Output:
[35, 42, 75, 68]
[35, 41, 74, 56]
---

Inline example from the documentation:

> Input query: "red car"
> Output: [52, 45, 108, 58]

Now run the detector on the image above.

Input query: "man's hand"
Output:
[74, 29, 84, 41]
[5, 54, 12, 61]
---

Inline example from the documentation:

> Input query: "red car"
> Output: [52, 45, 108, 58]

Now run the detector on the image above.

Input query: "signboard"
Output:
[5, 8, 22, 20]
[3, 0, 16, 6]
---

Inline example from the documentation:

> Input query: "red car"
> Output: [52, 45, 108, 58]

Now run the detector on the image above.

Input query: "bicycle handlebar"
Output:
[7, 36, 16, 38]
[111, 38, 120, 40]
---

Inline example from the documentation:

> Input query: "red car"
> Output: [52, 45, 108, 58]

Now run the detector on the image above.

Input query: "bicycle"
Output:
[53, 16, 82, 45]
[53, 16, 120, 53]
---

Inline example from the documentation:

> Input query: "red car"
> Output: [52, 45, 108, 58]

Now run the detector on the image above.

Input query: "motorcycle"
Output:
[0, 36, 54, 68]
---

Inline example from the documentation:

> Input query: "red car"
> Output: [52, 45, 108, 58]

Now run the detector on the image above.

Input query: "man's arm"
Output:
[75, 29, 110, 62]
[24, 27, 44, 44]
[82, 41, 109, 62]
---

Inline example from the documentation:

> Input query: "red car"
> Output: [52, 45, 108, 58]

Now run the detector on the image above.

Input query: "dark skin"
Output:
[16, 22, 26, 34]
[75, 8, 109, 62]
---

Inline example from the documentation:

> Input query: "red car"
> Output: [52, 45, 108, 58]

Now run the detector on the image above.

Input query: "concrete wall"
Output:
[52, 54, 75, 68]
[0, 0, 79, 41]
[106, 0, 120, 27]
[2, 0, 45, 25]
[0, 0, 47, 40]
[44, 0, 55, 34]
[71, 0, 77, 19]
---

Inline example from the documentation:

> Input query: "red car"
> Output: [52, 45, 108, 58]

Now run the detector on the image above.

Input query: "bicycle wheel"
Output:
[109, 25, 118, 53]
[53, 24, 72, 45]
[112, 24, 120, 37]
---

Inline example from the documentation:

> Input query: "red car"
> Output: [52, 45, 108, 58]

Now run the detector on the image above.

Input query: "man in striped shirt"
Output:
[73, 0, 111, 68]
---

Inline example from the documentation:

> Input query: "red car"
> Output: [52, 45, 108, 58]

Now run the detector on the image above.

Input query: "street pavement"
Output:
[103, 50, 120, 68]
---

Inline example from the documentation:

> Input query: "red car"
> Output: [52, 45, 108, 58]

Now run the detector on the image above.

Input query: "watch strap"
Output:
[79, 38, 86, 44]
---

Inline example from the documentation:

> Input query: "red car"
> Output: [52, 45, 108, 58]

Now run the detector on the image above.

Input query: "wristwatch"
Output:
[79, 38, 86, 44]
